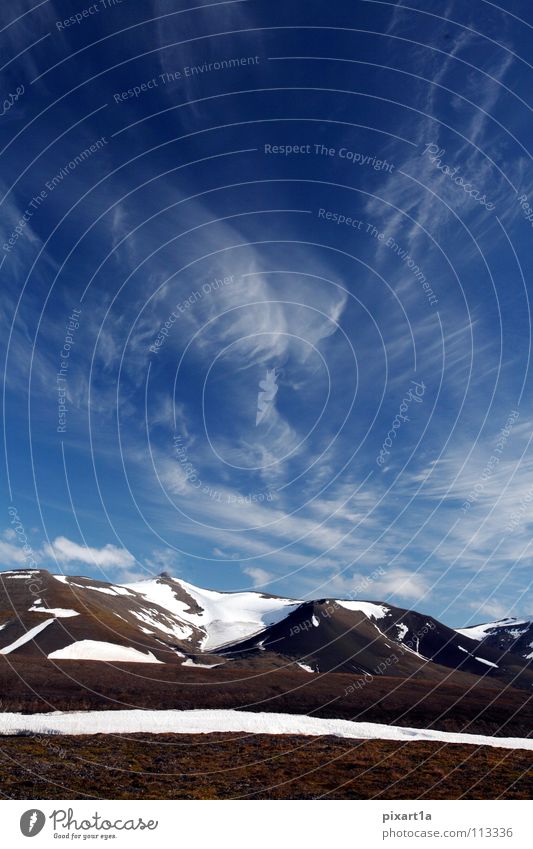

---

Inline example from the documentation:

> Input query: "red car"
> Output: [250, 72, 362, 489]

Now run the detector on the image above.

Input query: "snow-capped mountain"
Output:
[124, 574, 299, 651]
[456, 618, 533, 662]
[0, 569, 531, 690]
[217, 596, 532, 685]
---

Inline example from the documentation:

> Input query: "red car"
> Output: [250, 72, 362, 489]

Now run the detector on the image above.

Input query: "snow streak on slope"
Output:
[0, 709, 531, 751]
[457, 646, 498, 668]
[29, 605, 79, 617]
[0, 619, 55, 654]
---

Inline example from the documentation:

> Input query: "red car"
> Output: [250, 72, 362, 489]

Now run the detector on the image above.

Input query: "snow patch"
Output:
[475, 656, 498, 669]
[29, 606, 79, 618]
[84, 586, 119, 596]
[110, 586, 134, 596]
[129, 608, 192, 641]
[47, 640, 163, 663]
[395, 623, 409, 641]
[2, 572, 40, 579]
[456, 618, 529, 642]
[59, 581, 132, 597]
[0, 708, 531, 751]
[337, 601, 389, 620]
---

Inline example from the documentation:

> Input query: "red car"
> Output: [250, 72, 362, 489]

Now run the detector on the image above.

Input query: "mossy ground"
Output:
[0, 733, 531, 799]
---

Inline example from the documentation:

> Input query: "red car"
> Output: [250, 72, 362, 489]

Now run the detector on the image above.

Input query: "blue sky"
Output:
[1, 0, 533, 626]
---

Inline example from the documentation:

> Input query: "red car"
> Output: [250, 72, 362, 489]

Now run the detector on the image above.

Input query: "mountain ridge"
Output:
[0, 569, 531, 690]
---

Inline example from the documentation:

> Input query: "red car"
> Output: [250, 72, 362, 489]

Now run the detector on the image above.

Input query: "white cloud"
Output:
[467, 598, 509, 621]
[0, 539, 29, 566]
[144, 547, 182, 575]
[372, 567, 431, 603]
[319, 565, 430, 604]
[44, 536, 135, 570]
[212, 547, 240, 560]
[242, 566, 274, 588]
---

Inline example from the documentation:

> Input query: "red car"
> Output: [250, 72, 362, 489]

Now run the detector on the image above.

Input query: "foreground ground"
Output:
[2, 656, 533, 737]
[0, 733, 531, 799]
